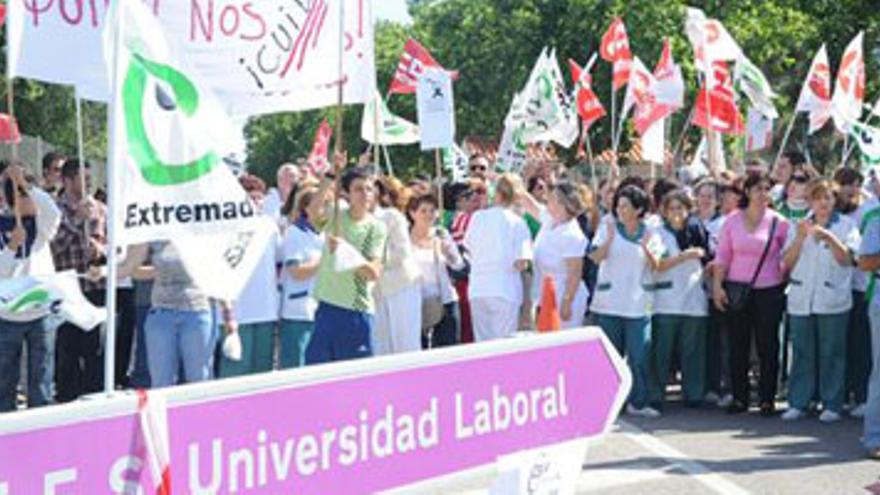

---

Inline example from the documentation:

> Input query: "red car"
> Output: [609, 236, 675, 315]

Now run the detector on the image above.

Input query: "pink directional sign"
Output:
[0, 329, 630, 494]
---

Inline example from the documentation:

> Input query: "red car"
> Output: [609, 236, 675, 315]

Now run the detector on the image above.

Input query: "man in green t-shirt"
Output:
[306, 167, 387, 364]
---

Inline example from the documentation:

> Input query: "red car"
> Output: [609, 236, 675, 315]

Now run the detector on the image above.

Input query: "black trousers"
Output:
[725, 285, 785, 405]
[114, 288, 136, 388]
[55, 289, 106, 403]
[706, 303, 728, 395]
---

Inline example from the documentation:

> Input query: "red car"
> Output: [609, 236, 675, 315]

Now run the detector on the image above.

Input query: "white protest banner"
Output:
[105, 0, 257, 245]
[641, 120, 666, 164]
[9, 0, 375, 117]
[417, 67, 456, 150]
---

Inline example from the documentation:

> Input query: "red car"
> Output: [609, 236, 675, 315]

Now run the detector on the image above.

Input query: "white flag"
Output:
[641, 120, 666, 164]
[104, 0, 258, 246]
[0, 271, 105, 330]
[746, 108, 774, 152]
[685, 7, 744, 71]
[417, 67, 456, 150]
[361, 91, 420, 145]
[831, 32, 866, 133]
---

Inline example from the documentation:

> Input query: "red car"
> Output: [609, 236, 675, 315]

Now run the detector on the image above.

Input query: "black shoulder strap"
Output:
[750, 217, 778, 287]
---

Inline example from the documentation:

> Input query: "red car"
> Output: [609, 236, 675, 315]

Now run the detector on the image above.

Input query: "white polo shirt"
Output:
[590, 221, 663, 319]
[280, 220, 325, 321]
[785, 213, 861, 316]
[532, 211, 589, 307]
[464, 206, 533, 305]
[652, 226, 709, 317]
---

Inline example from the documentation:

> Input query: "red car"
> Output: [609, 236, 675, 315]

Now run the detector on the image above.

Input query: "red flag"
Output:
[388, 38, 458, 95]
[693, 62, 744, 135]
[0, 5, 6, 27]
[600, 18, 632, 91]
[568, 59, 606, 130]
[307, 119, 333, 175]
[0, 114, 21, 144]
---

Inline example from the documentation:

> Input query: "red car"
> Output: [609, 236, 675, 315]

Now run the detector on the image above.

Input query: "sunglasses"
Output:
[791, 175, 809, 183]
[470, 165, 487, 172]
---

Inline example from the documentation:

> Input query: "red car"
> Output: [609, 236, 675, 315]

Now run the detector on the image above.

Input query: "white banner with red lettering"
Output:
[7, 0, 375, 117]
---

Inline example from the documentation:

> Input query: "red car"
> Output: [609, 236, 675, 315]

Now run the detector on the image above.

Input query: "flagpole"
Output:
[331, 0, 346, 237]
[434, 149, 444, 216]
[103, 3, 124, 396]
[672, 106, 695, 164]
[5, 77, 22, 226]
[75, 89, 90, 242]
[772, 112, 797, 171]
[382, 144, 394, 177]
[610, 79, 618, 175]
[373, 93, 381, 175]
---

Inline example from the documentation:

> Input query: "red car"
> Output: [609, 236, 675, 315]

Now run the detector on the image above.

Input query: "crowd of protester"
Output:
[5, 146, 880, 458]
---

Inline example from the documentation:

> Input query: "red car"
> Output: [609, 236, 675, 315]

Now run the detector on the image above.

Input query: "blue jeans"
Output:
[128, 303, 152, 389]
[0, 318, 55, 412]
[597, 314, 653, 409]
[279, 320, 314, 369]
[219, 322, 276, 378]
[144, 308, 216, 388]
[306, 302, 373, 365]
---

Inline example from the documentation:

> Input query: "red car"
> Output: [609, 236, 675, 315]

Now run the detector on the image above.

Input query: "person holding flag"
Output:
[306, 160, 388, 364]
[0, 161, 61, 412]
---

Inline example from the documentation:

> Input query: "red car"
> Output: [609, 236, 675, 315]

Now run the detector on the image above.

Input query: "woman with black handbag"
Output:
[713, 171, 790, 415]
[409, 194, 465, 349]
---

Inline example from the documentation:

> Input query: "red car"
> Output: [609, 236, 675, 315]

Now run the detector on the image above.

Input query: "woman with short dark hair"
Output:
[589, 184, 664, 417]
[713, 171, 790, 415]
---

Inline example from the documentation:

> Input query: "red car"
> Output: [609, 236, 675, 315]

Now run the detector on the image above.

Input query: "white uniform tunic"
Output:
[590, 222, 663, 319]
[652, 226, 709, 317]
[533, 212, 589, 329]
[785, 213, 861, 316]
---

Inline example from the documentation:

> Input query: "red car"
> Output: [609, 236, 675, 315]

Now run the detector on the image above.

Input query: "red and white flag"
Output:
[831, 32, 865, 133]
[138, 390, 171, 495]
[652, 39, 685, 109]
[568, 58, 606, 130]
[600, 18, 632, 91]
[307, 119, 333, 175]
[388, 38, 457, 95]
[694, 61, 744, 135]
[684, 7, 743, 72]
[795, 44, 832, 135]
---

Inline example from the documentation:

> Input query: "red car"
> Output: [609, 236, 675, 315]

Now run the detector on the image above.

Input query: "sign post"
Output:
[0, 329, 630, 494]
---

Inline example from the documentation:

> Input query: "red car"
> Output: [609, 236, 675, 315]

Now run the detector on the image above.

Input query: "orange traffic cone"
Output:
[536, 276, 562, 333]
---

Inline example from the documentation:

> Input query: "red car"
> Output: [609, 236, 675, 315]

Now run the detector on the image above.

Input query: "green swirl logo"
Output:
[123, 54, 218, 186]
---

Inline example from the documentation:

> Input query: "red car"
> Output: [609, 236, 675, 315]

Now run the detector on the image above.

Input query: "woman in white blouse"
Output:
[781, 179, 860, 423]
[519, 181, 589, 329]
[373, 177, 422, 355]
[408, 194, 466, 348]
[464, 174, 533, 342]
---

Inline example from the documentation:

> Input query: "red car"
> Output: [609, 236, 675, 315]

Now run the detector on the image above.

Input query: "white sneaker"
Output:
[781, 408, 805, 421]
[819, 410, 842, 423]
[717, 394, 734, 408]
[704, 391, 720, 403]
[851, 404, 868, 418]
[627, 404, 662, 418]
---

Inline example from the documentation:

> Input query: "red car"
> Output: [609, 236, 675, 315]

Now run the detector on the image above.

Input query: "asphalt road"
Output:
[425, 401, 880, 495]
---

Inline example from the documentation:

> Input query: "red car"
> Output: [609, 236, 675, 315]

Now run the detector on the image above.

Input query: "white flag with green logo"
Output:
[734, 56, 778, 119]
[103, 0, 256, 246]
[0, 271, 105, 330]
[850, 122, 880, 166]
[361, 91, 420, 145]
[505, 48, 579, 148]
